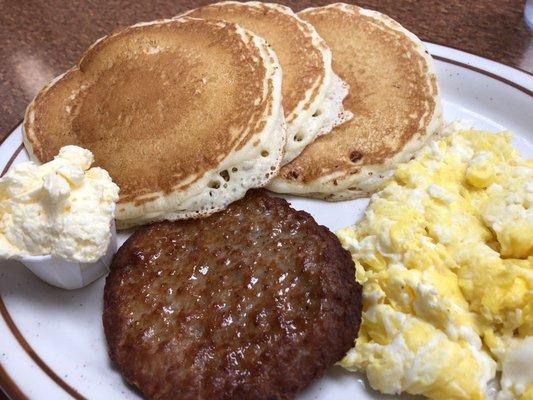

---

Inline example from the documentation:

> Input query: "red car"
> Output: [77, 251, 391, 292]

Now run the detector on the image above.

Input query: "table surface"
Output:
[0, 1, 532, 399]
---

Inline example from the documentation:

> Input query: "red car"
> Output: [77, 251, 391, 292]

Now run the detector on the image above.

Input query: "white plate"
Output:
[0, 43, 532, 400]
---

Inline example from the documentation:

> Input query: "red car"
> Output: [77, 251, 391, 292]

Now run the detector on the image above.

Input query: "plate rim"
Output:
[0, 45, 532, 400]
[424, 40, 533, 78]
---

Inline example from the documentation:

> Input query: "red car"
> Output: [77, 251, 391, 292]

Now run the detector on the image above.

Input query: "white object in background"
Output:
[18, 221, 117, 290]
[526, 0, 533, 30]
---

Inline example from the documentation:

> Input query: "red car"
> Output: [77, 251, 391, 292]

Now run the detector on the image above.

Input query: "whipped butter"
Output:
[0, 146, 119, 262]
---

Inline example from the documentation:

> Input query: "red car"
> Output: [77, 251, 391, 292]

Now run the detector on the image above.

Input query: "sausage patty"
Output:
[103, 191, 362, 400]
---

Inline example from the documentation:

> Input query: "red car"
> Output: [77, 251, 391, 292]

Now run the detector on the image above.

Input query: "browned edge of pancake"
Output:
[23, 17, 287, 227]
[181, 1, 327, 124]
[269, 3, 442, 199]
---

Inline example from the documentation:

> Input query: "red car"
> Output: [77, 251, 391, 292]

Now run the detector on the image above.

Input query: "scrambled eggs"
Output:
[337, 124, 533, 400]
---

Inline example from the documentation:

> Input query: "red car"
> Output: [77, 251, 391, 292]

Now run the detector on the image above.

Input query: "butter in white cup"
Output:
[19, 221, 118, 290]
[0, 145, 120, 289]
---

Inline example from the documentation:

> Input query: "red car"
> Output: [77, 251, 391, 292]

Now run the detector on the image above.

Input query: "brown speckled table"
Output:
[0, 0, 532, 142]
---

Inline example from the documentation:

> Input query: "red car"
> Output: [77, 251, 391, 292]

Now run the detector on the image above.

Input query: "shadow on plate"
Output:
[0, 259, 106, 310]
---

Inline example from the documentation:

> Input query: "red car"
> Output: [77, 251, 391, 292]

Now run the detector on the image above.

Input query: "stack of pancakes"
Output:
[23, 2, 442, 229]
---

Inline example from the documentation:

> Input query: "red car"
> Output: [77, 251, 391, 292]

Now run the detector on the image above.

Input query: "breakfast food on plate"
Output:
[182, 1, 352, 165]
[268, 3, 443, 200]
[337, 123, 533, 400]
[10, 0, 530, 397]
[103, 191, 362, 400]
[23, 17, 286, 229]
[0, 145, 118, 262]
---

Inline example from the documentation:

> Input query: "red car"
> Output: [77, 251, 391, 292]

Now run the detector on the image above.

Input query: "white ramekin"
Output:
[19, 222, 117, 290]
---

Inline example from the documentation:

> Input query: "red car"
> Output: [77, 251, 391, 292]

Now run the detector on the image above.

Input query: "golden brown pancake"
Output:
[182, 2, 351, 164]
[23, 18, 286, 228]
[268, 4, 443, 200]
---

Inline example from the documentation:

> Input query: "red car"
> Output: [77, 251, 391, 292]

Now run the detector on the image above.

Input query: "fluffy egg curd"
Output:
[337, 124, 533, 400]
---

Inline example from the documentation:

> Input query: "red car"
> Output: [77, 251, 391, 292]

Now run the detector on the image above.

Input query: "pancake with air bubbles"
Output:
[182, 1, 352, 165]
[268, 3, 443, 200]
[23, 17, 286, 229]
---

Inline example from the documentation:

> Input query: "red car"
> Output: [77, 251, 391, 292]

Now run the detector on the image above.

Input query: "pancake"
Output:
[23, 17, 286, 229]
[268, 4, 443, 200]
[103, 191, 362, 400]
[182, 2, 352, 165]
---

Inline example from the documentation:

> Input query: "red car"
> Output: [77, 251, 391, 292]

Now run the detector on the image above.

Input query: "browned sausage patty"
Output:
[103, 191, 362, 400]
